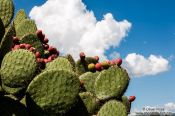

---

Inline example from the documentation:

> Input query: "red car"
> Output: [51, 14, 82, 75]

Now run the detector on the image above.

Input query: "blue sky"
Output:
[14, 0, 175, 113]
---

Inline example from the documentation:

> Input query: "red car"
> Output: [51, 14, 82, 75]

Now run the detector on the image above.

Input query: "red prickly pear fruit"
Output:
[13, 45, 20, 50]
[128, 96, 136, 102]
[110, 60, 116, 66]
[79, 52, 85, 60]
[13, 37, 19, 44]
[101, 61, 110, 69]
[48, 46, 55, 52]
[44, 44, 49, 49]
[88, 63, 95, 71]
[44, 59, 49, 63]
[19, 44, 25, 49]
[36, 30, 42, 37]
[116, 58, 122, 66]
[43, 38, 49, 44]
[35, 52, 41, 58]
[95, 63, 102, 71]
[25, 44, 32, 49]
[94, 56, 99, 61]
[29, 47, 35, 52]
[36, 30, 45, 41]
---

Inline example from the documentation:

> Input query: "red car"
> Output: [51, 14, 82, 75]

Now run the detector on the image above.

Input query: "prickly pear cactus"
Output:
[0, 49, 37, 92]
[26, 69, 80, 115]
[0, 0, 14, 27]
[13, 9, 28, 28]
[97, 100, 127, 116]
[79, 92, 100, 114]
[0, 1, 136, 115]
[95, 66, 130, 100]
[20, 33, 44, 56]
[79, 72, 99, 93]
[122, 96, 131, 114]
[45, 57, 74, 72]
[16, 19, 37, 39]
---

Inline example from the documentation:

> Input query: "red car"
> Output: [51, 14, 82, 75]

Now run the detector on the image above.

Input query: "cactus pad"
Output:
[79, 92, 99, 114]
[95, 66, 130, 100]
[20, 34, 44, 56]
[13, 9, 27, 28]
[46, 57, 74, 72]
[16, 19, 37, 39]
[97, 100, 127, 116]
[0, 0, 14, 27]
[65, 54, 76, 71]
[122, 96, 131, 114]
[0, 18, 5, 41]
[79, 72, 99, 93]
[0, 25, 15, 64]
[0, 49, 37, 88]
[26, 69, 80, 115]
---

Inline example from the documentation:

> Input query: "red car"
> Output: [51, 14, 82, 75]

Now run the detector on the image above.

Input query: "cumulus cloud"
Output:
[29, 0, 131, 60]
[164, 102, 175, 111]
[124, 53, 169, 77]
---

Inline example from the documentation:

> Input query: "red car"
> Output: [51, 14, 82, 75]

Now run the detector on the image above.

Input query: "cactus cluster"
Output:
[0, 0, 136, 116]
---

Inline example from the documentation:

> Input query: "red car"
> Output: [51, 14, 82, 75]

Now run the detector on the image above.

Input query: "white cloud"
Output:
[29, 0, 131, 60]
[164, 102, 175, 111]
[124, 53, 169, 77]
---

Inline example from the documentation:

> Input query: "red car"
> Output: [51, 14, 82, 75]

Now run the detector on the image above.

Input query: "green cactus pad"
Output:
[97, 100, 127, 116]
[16, 19, 37, 39]
[85, 57, 98, 64]
[45, 57, 74, 72]
[122, 96, 131, 114]
[79, 92, 99, 114]
[95, 66, 130, 100]
[79, 72, 99, 93]
[1, 83, 25, 95]
[76, 59, 88, 75]
[0, 96, 28, 116]
[0, 25, 15, 64]
[13, 9, 28, 28]
[65, 54, 76, 71]
[20, 34, 44, 56]
[26, 69, 80, 115]
[0, 0, 14, 27]
[0, 49, 37, 88]
[0, 18, 5, 41]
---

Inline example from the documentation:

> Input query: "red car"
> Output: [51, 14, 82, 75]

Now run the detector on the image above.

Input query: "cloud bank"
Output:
[124, 53, 169, 77]
[29, 0, 131, 60]
[164, 102, 175, 111]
